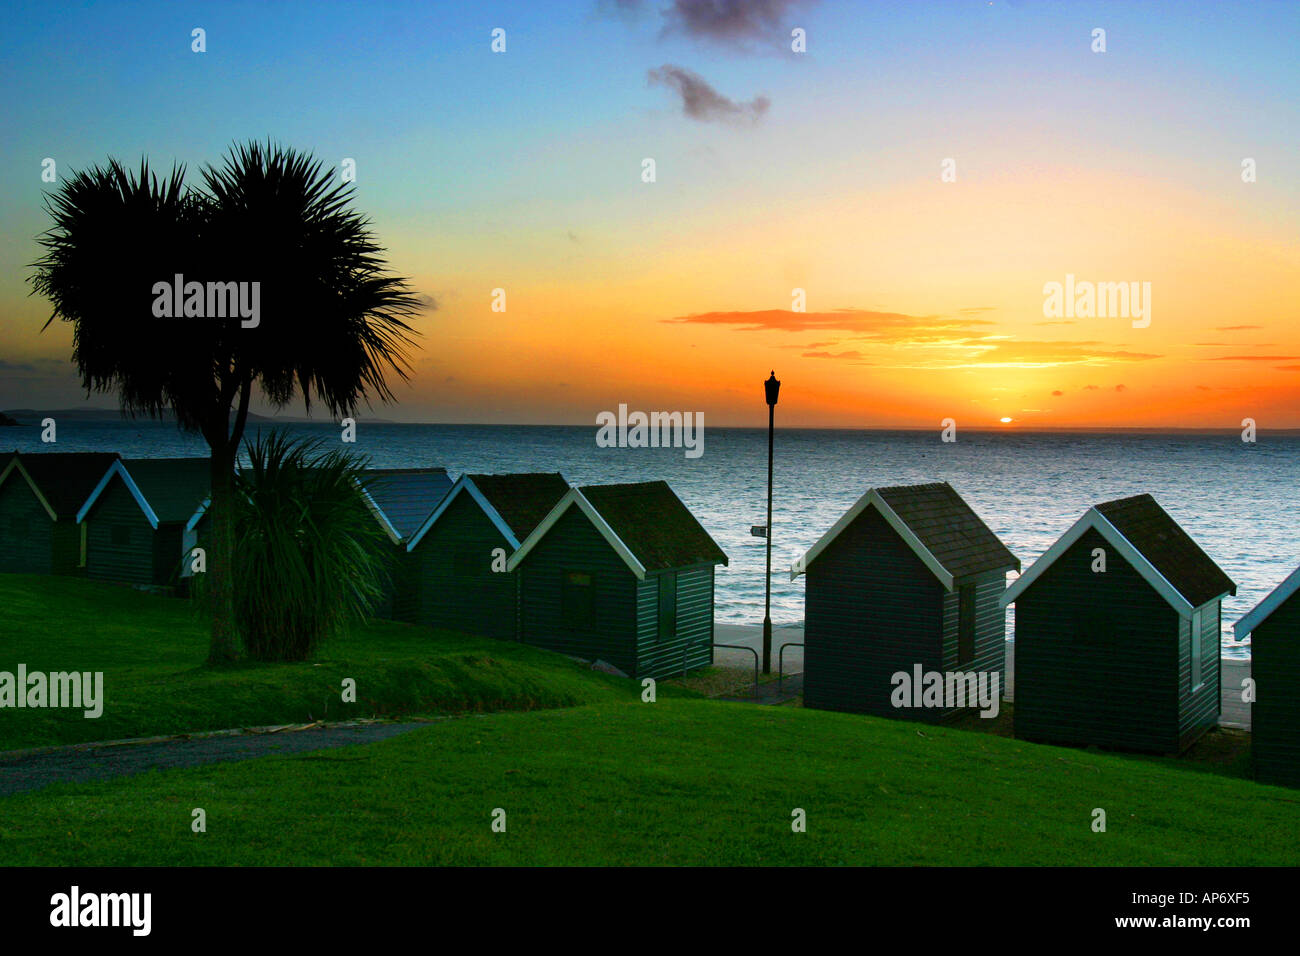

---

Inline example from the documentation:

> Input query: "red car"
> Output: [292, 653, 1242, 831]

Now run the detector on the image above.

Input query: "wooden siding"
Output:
[517, 506, 638, 675]
[1252, 592, 1300, 787]
[1014, 526, 1182, 753]
[635, 564, 715, 679]
[399, 493, 517, 640]
[0, 477, 53, 574]
[804, 505, 945, 717]
[937, 571, 1009, 718]
[85, 477, 155, 585]
[1176, 599, 1222, 750]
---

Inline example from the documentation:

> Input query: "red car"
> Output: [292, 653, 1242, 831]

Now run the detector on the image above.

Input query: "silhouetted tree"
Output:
[31, 142, 420, 663]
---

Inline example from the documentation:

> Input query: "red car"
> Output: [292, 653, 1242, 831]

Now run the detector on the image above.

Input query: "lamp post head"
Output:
[765, 370, 781, 407]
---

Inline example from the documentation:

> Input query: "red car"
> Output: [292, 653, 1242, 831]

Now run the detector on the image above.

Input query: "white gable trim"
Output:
[506, 487, 648, 579]
[789, 488, 954, 590]
[1235, 563, 1300, 640]
[77, 460, 159, 529]
[185, 498, 210, 533]
[406, 476, 519, 552]
[1000, 508, 1199, 618]
[0, 457, 57, 521]
[355, 479, 403, 545]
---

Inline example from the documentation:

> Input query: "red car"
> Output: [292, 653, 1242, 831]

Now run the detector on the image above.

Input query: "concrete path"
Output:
[718, 623, 1252, 730]
[0, 721, 429, 797]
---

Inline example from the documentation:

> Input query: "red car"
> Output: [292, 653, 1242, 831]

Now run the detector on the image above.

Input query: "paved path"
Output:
[0, 721, 429, 797]
[718, 624, 1252, 729]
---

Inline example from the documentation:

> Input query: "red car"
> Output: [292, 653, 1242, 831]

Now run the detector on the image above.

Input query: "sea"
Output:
[8, 421, 1297, 660]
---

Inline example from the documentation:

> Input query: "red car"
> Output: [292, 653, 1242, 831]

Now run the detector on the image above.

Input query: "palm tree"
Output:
[30, 142, 420, 663]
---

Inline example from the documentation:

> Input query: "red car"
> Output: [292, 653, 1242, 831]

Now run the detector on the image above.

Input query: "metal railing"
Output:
[778, 642, 804, 695]
[712, 643, 759, 699]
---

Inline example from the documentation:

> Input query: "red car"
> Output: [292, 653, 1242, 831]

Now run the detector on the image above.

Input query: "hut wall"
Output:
[1252, 594, 1300, 787]
[804, 505, 945, 717]
[517, 506, 637, 675]
[400, 493, 516, 640]
[85, 478, 153, 585]
[938, 570, 1009, 717]
[1014, 527, 1180, 752]
[0, 477, 52, 574]
[634, 563, 715, 680]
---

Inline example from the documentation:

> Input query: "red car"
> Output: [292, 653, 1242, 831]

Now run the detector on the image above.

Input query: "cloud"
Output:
[1034, 320, 1077, 326]
[1213, 325, 1263, 331]
[1208, 355, 1300, 361]
[663, 307, 978, 334]
[648, 65, 770, 123]
[1051, 390, 1064, 396]
[1115, 384, 1127, 392]
[1083, 385, 1100, 390]
[959, 306, 997, 314]
[802, 350, 865, 360]
[653, 0, 816, 50]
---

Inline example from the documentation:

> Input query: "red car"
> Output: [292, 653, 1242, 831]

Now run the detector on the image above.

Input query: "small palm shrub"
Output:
[205, 431, 393, 661]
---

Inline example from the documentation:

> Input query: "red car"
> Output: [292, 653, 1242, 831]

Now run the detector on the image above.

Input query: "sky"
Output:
[1, 0, 1297, 427]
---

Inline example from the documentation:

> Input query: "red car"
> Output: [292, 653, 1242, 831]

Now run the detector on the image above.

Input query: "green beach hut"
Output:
[400, 472, 568, 639]
[78, 457, 210, 588]
[1234, 566, 1300, 788]
[0, 452, 119, 575]
[358, 467, 455, 618]
[507, 480, 728, 679]
[790, 482, 1020, 720]
[1002, 493, 1236, 754]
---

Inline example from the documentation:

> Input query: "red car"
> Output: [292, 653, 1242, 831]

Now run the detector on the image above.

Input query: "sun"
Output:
[999, 417, 1014, 424]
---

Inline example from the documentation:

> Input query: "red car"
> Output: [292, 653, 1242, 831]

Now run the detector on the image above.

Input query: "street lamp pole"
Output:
[763, 370, 780, 674]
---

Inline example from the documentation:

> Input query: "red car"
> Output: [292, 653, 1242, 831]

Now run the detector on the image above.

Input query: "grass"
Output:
[0, 575, 631, 751]
[1, 699, 1298, 865]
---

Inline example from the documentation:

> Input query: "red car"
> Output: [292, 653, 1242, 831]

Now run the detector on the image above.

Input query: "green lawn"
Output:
[2, 698, 1299, 865]
[0, 575, 629, 751]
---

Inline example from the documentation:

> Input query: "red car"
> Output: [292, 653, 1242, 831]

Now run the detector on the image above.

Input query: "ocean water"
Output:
[8, 421, 1297, 659]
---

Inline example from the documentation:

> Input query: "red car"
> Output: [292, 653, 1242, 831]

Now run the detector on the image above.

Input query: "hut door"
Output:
[658, 572, 677, 642]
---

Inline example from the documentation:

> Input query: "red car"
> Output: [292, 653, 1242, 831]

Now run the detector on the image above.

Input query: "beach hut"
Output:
[1234, 567, 1300, 787]
[359, 467, 455, 617]
[1002, 493, 1236, 754]
[0, 452, 119, 575]
[400, 472, 568, 639]
[507, 481, 728, 679]
[78, 457, 210, 588]
[790, 482, 1020, 719]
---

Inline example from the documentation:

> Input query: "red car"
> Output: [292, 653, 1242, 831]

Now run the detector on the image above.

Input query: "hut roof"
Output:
[0, 452, 119, 518]
[791, 481, 1019, 587]
[1235, 564, 1300, 640]
[1002, 493, 1236, 616]
[405, 472, 569, 551]
[507, 480, 728, 578]
[360, 468, 454, 543]
[78, 457, 210, 528]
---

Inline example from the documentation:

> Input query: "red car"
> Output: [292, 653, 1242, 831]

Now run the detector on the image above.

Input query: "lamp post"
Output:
[763, 370, 780, 674]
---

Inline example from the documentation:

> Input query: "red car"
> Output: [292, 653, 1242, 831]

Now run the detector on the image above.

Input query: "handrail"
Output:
[712, 643, 759, 699]
[778, 642, 805, 694]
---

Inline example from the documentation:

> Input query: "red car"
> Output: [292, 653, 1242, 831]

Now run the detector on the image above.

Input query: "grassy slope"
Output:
[1, 699, 1298, 865]
[0, 575, 627, 750]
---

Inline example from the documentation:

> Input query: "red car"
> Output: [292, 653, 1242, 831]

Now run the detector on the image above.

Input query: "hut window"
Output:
[957, 584, 976, 665]
[562, 571, 594, 628]
[657, 571, 677, 642]
[1190, 608, 1204, 690]
[110, 525, 131, 547]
